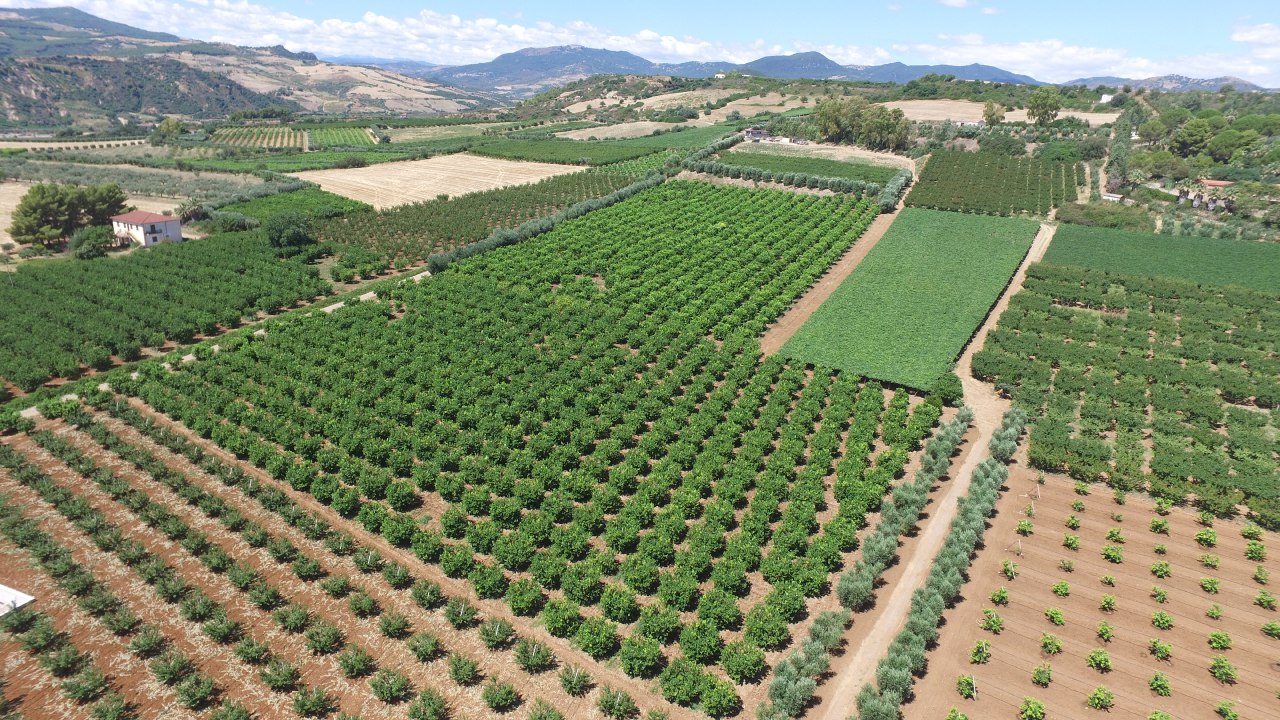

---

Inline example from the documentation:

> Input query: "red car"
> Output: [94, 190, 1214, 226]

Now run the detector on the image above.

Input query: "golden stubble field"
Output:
[288, 154, 583, 209]
[0, 182, 180, 249]
[882, 99, 1121, 126]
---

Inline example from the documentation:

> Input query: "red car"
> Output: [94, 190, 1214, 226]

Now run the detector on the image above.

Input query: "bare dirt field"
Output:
[882, 99, 1121, 127]
[0, 182, 180, 247]
[558, 121, 675, 140]
[701, 93, 810, 124]
[288, 154, 583, 209]
[726, 141, 916, 172]
[386, 124, 503, 144]
[905, 470, 1280, 720]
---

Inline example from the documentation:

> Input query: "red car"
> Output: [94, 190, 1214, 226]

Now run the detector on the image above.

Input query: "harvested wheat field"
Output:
[882, 99, 1121, 126]
[288, 154, 583, 209]
[906, 467, 1280, 720]
[725, 141, 915, 172]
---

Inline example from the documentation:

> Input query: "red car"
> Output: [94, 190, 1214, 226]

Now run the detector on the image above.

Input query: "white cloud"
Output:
[898, 34, 1275, 85]
[982, 7, 999, 15]
[939, 0, 970, 7]
[1232, 22, 1280, 61]
[886, 4, 902, 11]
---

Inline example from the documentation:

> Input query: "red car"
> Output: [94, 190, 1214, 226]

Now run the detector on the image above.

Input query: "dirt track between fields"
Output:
[757, 152, 917, 356]
[811, 223, 1056, 720]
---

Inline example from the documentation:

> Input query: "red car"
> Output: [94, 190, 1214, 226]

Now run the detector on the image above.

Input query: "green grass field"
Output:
[719, 150, 900, 183]
[782, 208, 1039, 389]
[1043, 225, 1280, 293]
[219, 188, 371, 222]
[188, 151, 415, 173]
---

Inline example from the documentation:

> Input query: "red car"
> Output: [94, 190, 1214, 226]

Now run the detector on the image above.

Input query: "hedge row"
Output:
[855, 408, 1029, 720]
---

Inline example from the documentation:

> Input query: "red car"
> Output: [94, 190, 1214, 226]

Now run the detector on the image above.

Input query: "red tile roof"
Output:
[1199, 179, 1234, 187]
[111, 210, 177, 225]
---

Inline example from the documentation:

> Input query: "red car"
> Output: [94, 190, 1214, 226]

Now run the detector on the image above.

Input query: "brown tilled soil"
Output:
[905, 469, 1280, 720]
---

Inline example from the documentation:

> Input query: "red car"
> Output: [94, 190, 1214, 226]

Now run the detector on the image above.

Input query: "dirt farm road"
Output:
[814, 222, 1056, 720]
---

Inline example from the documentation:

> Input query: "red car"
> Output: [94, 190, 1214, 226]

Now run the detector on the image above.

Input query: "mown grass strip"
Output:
[781, 208, 1038, 390]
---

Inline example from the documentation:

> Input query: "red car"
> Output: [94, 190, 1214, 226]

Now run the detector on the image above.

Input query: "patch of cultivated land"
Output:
[559, 121, 676, 140]
[882, 99, 1121, 126]
[0, 138, 146, 150]
[780, 208, 1040, 390]
[0, 181, 181, 247]
[727, 142, 915, 172]
[906, 470, 1280, 720]
[386, 124, 508, 143]
[288, 153, 583, 209]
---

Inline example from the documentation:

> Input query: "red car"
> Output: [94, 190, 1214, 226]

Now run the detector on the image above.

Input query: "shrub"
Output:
[443, 598, 478, 629]
[1016, 519, 1034, 536]
[513, 638, 555, 673]
[969, 639, 992, 664]
[407, 632, 442, 663]
[742, 605, 789, 649]
[1051, 581, 1070, 597]
[232, 638, 270, 665]
[559, 665, 592, 696]
[1001, 560, 1019, 580]
[540, 599, 581, 638]
[526, 700, 562, 720]
[596, 686, 638, 719]
[259, 658, 300, 692]
[1096, 621, 1114, 643]
[1062, 534, 1080, 550]
[1099, 594, 1116, 612]
[1150, 518, 1169, 534]
[700, 677, 741, 718]
[1031, 663, 1052, 688]
[1245, 540, 1266, 561]
[447, 654, 480, 686]
[304, 622, 343, 655]
[1151, 586, 1169, 604]
[1256, 565, 1270, 585]
[1064, 514, 1080, 530]
[980, 608, 1004, 634]
[1217, 701, 1239, 719]
[482, 679, 520, 713]
[1154, 543, 1167, 555]
[721, 641, 766, 684]
[62, 666, 107, 703]
[1201, 577, 1221, 594]
[1148, 638, 1172, 660]
[1101, 545, 1123, 563]
[1256, 589, 1277, 610]
[348, 591, 379, 618]
[1040, 633, 1063, 655]
[1086, 686, 1115, 710]
[505, 578, 545, 616]
[678, 623, 723, 669]
[1195, 529, 1217, 547]
[1044, 608, 1064, 626]
[1085, 648, 1112, 672]
[1019, 696, 1046, 720]
[989, 587, 1009, 605]
[1151, 561, 1171, 578]
[575, 617, 620, 660]
[176, 673, 217, 709]
[1206, 604, 1223, 620]
[657, 657, 707, 706]
[637, 604, 682, 644]
[1209, 655, 1237, 684]
[292, 687, 335, 717]
[1100, 575, 1116, 586]
[1152, 611, 1174, 630]
[338, 647, 376, 678]
[1200, 554, 1221, 569]
[619, 635, 663, 678]
[955, 675, 976, 699]
[407, 689, 448, 720]
[274, 603, 311, 632]
[479, 618, 515, 650]
[1262, 621, 1280, 639]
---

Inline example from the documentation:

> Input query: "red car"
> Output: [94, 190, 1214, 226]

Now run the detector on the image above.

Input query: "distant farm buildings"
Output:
[744, 128, 770, 142]
[110, 210, 183, 248]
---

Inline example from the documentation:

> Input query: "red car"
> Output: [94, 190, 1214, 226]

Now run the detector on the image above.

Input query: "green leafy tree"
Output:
[983, 101, 1005, 125]
[1026, 87, 1063, 126]
[263, 211, 314, 249]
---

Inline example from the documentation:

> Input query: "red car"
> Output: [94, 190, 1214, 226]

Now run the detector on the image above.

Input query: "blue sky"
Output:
[4, 0, 1279, 84]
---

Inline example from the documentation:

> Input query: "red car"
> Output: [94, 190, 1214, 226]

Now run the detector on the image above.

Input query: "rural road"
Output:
[816, 222, 1056, 720]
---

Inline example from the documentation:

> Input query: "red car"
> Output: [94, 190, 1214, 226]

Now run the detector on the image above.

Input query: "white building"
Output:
[111, 210, 183, 248]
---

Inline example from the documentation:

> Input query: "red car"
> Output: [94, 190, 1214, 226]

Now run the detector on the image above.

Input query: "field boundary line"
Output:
[814, 222, 1055, 720]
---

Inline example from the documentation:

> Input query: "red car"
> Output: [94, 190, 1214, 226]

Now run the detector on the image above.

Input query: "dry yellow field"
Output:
[0, 182, 180, 247]
[880, 99, 1121, 126]
[288, 153, 583, 209]
[0, 138, 146, 150]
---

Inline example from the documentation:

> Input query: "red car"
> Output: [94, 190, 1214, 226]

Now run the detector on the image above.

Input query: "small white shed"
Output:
[0, 583, 34, 617]
[111, 210, 183, 248]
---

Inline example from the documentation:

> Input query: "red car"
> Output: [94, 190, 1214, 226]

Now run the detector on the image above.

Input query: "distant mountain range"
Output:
[0, 6, 496, 127]
[354, 45, 1043, 96]
[1061, 74, 1265, 93]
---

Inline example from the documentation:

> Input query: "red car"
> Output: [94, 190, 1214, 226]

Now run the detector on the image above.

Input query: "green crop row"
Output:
[907, 150, 1083, 216]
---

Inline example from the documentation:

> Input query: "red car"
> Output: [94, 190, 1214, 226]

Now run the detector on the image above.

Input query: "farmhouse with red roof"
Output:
[110, 210, 183, 248]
